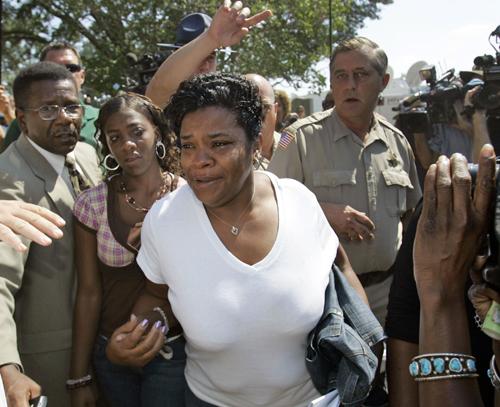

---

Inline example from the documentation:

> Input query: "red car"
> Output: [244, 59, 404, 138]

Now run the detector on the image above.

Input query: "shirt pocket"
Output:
[382, 168, 414, 217]
[313, 169, 357, 203]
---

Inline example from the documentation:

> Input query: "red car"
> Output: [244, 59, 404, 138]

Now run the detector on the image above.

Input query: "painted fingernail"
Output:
[161, 326, 168, 334]
[130, 314, 137, 322]
[154, 321, 161, 329]
[141, 319, 149, 327]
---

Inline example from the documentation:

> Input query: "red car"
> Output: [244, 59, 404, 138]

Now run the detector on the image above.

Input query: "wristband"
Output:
[66, 374, 92, 390]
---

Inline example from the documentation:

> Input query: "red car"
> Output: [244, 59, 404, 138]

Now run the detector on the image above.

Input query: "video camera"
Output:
[125, 46, 177, 94]
[394, 25, 500, 135]
[123, 12, 213, 94]
[468, 25, 500, 112]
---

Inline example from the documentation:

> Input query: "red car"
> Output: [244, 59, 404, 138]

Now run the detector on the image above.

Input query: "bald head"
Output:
[245, 74, 275, 105]
[245, 73, 277, 160]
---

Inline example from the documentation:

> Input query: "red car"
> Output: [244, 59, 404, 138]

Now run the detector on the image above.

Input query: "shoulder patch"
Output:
[278, 131, 295, 150]
[375, 112, 404, 137]
[284, 109, 332, 135]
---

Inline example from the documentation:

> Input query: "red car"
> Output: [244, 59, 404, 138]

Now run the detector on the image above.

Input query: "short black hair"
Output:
[13, 61, 76, 108]
[165, 73, 262, 145]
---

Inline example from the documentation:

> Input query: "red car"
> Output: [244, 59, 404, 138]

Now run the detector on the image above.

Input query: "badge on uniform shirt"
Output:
[387, 151, 400, 167]
[278, 131, 294, 150]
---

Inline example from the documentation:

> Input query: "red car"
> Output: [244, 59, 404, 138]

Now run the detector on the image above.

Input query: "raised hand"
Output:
[207, 1, 272, 48]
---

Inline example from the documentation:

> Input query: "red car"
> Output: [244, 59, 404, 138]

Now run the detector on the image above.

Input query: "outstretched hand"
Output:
[413, 146, 496, 300]
[207, 1, 272, 48]
[0, 200, 65, 252]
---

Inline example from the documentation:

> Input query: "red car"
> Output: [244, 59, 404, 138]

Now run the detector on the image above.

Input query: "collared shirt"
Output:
[268, 108, 422, 275]
[26, 135, 81, 175]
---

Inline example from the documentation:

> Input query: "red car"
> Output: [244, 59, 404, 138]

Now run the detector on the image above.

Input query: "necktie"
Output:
[64, 155, 91, 195]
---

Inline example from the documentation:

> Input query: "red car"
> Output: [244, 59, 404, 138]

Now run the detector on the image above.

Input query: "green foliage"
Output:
[1, 0, 388, 96]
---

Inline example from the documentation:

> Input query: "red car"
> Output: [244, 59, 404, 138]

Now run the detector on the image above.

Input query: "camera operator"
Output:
[412, 83, 491, 171]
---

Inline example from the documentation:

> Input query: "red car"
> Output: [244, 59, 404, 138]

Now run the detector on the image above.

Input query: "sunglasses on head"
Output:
[65, 63, 83, 73]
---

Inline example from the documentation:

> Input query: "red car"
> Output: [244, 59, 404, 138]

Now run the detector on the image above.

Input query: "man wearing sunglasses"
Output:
[1, 41, 99, 153]
[0, 62, 101, 406]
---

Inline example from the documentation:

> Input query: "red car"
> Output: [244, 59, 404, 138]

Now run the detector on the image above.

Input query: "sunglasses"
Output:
[65, 63, 83, 73]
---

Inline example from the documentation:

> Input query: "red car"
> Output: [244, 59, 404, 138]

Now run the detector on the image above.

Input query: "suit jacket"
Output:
[0, 133, 102, 368]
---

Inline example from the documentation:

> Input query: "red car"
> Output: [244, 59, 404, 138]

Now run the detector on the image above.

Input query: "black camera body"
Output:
[125, 47, 176, 94]
[471, 54, 500, 112]
[394, 67, 463, 134]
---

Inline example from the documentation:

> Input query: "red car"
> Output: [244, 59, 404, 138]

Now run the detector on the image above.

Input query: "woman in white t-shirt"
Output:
[105, 73, 366, 407]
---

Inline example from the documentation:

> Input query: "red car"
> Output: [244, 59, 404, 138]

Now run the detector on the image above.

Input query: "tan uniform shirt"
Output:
[269, 108, 421, 275]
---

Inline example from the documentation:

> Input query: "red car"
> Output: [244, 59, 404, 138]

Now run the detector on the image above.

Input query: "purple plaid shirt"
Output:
[73, 182, 135, 266]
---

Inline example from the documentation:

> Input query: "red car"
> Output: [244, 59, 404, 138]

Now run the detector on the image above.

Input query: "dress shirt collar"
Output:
[25, 135, 77, 175]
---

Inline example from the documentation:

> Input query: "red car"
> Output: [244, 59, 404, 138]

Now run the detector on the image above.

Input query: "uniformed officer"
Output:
[269, 36, 421, 324]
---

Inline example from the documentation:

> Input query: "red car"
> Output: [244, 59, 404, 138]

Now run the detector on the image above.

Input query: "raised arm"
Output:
[145, 1, 272, 108]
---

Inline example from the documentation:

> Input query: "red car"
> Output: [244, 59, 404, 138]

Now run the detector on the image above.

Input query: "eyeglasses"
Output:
[21, 104, 84, 120]
[65, 63, 83, 73]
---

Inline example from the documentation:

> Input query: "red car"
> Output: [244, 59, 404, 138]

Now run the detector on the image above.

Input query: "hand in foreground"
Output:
[0, 364, 41, 407]
[320, 202, 375, 241]
[413, 146, 496, 300]
[207, 1, 272, 48]
[0, 201, 65, 252]
[106, 315, 166, 367]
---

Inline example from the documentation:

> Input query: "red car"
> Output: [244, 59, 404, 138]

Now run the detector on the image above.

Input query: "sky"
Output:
[358, 0, 499, 79]
[282, 0, 499, 96]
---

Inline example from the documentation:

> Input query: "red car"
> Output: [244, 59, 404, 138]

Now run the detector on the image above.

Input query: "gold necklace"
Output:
[119, 172, 169, 213]
[205, 186, 256, 236]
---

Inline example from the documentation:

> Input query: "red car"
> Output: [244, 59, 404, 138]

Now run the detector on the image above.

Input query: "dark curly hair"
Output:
[164, 73, 262, 146]
[95, 93, 180, 177]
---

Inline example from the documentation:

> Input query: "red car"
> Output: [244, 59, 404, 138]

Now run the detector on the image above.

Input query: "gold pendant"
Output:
[231, 226, 239, 236]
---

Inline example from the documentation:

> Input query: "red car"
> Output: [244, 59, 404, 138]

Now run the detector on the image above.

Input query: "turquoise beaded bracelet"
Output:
[409, 353, 479, 381]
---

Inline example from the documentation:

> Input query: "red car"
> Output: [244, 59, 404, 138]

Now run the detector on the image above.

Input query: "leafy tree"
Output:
[1, 0, 390, 96]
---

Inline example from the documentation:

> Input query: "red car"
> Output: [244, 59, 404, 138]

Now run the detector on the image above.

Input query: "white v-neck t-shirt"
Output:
[138, 171, 339, 407]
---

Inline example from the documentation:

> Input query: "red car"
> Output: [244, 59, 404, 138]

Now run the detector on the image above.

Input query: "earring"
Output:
[103, 154, 120, 171]
[156, 140, 166, 160]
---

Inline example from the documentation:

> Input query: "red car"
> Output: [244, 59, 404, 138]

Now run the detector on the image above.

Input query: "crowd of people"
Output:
[0, 1, 499, 407]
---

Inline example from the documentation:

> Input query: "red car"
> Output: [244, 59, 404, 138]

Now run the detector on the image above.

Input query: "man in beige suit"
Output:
[0, 62, 101, 406]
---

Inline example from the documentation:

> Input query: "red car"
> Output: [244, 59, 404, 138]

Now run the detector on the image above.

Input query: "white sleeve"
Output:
[137, 210, 165, 285]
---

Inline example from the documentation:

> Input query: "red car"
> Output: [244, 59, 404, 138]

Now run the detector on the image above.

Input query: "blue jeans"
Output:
[93, 335, 187, 407]
[185, 386, 216, 407]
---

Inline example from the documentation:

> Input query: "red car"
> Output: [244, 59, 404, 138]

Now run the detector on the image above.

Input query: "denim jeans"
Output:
[93, 335, 187, 407]
[185, 385, 217, 407]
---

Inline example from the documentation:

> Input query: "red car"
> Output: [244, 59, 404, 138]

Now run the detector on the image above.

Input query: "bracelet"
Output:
[153, 307, 169, 333]
[487, 355, 500, 389]
[409, 353, 478, 381]
[66, 374, 92, 390]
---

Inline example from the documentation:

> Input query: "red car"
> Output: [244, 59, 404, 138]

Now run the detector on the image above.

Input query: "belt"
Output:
[358, 267, 394, 288]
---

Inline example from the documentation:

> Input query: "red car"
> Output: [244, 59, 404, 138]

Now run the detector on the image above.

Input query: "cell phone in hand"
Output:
[29, 395, 47, 407]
